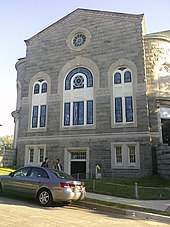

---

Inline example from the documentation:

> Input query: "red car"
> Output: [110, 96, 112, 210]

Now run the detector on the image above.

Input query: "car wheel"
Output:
[37, 189, 52, 206]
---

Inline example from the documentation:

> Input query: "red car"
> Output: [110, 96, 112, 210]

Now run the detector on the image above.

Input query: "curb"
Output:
[75, 201, 170, 224]
[126, 210, 170, 224]
[76, 201, 126, 215]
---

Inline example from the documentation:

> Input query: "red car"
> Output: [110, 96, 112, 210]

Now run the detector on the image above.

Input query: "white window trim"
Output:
[63, 72, 94, 127]
[28, 72, 51, 133]
[25, 145, 46, 166]
[113, 69, 134, 125]
[111, 142, 140, 169]
[108, 59, 137, 129]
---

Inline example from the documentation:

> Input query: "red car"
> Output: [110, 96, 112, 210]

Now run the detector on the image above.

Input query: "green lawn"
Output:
[0, 167, 16, 175]
[85, 175, 170, 200]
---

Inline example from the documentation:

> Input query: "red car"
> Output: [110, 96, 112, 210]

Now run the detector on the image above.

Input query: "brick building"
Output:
[12, 9, 170, 178]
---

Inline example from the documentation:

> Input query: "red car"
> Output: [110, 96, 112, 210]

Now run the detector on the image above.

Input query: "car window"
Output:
[13, 167, 32, 177]
[28, 168, 49, 178]
[51, 169, 74, 179]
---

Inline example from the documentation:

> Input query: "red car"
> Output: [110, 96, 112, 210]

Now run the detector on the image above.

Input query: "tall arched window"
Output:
[113, 67, 134, 124]
[31, 79, 47, 128]
[63, 67, 93, 127]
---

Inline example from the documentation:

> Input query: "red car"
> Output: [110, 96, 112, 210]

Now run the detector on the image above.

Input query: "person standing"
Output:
[53, 159, 62, 170]
[41, 157, 49, 167]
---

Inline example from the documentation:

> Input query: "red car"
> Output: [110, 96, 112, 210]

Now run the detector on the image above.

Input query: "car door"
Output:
[21, 167, 50, 198]
[2, 167, 32, 195]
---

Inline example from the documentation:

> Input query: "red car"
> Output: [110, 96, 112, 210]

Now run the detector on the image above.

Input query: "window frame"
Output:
[112, 67, 136, 127]
[111, 142, 140, 169]
[63, 67, 94, 128]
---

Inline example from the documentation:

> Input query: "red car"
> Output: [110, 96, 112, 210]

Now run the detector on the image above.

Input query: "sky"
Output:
[0, 0, 169, 136]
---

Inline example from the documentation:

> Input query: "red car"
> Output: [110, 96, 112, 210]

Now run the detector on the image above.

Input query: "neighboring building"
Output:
[12, 9, 170, 178]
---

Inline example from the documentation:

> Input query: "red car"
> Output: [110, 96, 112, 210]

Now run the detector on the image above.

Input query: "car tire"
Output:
[37, 188, 52, 207]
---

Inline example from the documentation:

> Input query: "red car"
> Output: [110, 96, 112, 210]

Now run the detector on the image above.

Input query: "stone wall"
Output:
[0, 149, 16, 167]
[156, 144, 170, 179]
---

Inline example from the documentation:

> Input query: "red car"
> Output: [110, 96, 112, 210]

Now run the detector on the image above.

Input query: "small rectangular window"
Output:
[32, 106, 38, 128]
[129, 146, 136, 163]
[29, 148, 34, 163]
[115, 98, 122, 122]
[40, 105, 46, 127]
[39, 148, 45, 163]
[115, 146, 122, 163]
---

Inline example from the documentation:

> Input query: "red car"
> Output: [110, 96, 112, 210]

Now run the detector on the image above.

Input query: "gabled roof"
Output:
[25, 8, 144, 45]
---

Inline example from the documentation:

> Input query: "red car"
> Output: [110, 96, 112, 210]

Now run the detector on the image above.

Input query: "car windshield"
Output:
[50, 169, 74, 180]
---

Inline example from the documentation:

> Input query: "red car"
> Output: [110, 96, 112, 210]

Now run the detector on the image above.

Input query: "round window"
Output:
[72, 33, 86, 47]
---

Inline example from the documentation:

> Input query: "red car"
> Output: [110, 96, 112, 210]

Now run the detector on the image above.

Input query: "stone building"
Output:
[12, 9, 170, 178]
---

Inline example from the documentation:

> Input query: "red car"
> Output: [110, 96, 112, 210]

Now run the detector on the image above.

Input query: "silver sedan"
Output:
[0, 166, 86, 206]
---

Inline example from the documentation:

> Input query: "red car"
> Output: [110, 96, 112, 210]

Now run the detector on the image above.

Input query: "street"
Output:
[0, 196, 169, 227]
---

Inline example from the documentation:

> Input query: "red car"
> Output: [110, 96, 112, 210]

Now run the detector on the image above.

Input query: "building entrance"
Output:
[70, 151, 86, 179]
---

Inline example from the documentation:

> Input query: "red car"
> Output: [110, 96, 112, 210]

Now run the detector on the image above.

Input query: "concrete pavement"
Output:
[86, 192, 170, 212]
[82, 192, 170, 224]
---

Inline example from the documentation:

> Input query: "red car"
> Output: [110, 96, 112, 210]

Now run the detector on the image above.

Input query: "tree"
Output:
[0, 135, 13, 150]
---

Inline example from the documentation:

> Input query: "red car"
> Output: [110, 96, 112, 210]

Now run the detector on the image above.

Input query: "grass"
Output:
[0, 167, 16, 175]
[84, 175, 170, 200]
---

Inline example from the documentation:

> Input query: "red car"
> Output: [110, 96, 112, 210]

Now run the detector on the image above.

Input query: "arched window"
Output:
[113, 68, 134, 124]
[41, 82, 47, 93]
[34, 83, 40, 94]
[31, 79, 47, 129]
[63, 67, 93, 127]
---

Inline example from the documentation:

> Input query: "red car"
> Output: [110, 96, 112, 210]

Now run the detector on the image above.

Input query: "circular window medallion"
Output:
[73, 75, 84, 88]
[72, 33, 86, 47]
[66, 27, 91, 51]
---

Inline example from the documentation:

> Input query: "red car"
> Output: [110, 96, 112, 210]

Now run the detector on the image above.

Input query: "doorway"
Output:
[71, 161, 86, 179]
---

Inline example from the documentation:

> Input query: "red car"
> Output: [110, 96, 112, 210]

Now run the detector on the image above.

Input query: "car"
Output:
[0, 166, 86, 206]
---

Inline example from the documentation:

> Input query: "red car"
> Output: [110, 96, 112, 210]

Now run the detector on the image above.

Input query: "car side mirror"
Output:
[9, 172, 14, 177]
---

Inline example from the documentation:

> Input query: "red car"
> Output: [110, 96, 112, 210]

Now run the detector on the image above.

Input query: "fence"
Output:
[86, 179, 170, 200]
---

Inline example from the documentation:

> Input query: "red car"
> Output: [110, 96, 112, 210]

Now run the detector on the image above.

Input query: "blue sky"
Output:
[0, 0, 169, 136]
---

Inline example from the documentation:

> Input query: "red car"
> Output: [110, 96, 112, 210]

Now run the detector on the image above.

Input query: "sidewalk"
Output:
[86, 192, 170, 212]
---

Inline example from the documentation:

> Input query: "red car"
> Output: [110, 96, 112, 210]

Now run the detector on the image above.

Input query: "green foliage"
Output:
[0, 135, 13, 150]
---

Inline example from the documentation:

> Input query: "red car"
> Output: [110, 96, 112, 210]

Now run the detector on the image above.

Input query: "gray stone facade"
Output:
[12, 9, 170, 178]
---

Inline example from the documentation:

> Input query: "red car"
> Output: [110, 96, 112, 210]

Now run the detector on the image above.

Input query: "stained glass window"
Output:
[34, 84, 40, 94]
[65, 67, 93, 90]
[125, 96, 133, 122]
[72, 33, 86, 47]
[73, 75, 84, 89]
[115, 98, 122, 122]
[73, 102, 84, 125]
[41, 82, 47, 93]
[124, 71, 131, 83]
[32, 106, 38, 128]
[64, 103, 70, 126]
[114, 72, 121, 84]
[87, 100, 93, 124]
[40, 105, 46, 127]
